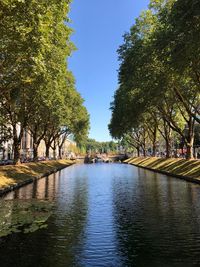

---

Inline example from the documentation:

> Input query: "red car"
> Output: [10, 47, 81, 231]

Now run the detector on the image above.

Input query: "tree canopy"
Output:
[109, 0, 200, 159]
[0, 0, 89, 163]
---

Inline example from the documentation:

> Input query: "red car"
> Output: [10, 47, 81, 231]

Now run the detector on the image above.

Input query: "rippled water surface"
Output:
[1, 163, 200, 266]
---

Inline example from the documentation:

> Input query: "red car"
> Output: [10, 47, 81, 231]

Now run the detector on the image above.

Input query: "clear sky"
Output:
[69, 0, 149, 141]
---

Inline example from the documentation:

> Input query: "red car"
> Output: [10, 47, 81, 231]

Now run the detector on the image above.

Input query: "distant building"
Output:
[0, 125, 76, 160]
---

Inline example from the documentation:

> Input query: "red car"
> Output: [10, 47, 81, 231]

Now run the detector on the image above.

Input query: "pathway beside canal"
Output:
[0, 159, 74, 196]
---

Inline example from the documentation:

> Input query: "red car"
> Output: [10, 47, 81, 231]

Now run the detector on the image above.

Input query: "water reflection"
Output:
[0, 173, 61, 238]
[1, 164, 200, 266]
[4, 172, 60, 201]
[0, 200, 53, 237]
[0, 166, 88, 267]
[112, 168, 200, 266]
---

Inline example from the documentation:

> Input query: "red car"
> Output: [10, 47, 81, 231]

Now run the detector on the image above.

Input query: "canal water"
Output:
[1, 163, 200, 266]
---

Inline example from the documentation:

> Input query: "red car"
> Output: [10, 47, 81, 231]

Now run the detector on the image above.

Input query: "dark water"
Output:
[1, 163, 200, 266]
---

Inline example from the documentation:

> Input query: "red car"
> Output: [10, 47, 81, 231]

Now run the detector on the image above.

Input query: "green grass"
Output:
[124, 157, 200, 181]
[0, 159, 74, 190]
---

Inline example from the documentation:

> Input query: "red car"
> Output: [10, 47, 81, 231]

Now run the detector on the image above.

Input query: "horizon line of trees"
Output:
[78, 138, 120, 155]
[0, 0, 90, 164]
[109, 0, 200, 160]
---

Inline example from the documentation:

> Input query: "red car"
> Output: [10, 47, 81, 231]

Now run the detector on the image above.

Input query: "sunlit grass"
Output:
[0, 160, 74, 190]
[0, 175, 16, 188]
[124, 157, 200, 180]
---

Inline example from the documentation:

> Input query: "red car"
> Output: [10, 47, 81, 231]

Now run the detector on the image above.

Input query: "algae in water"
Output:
[0, 200, 53, 237]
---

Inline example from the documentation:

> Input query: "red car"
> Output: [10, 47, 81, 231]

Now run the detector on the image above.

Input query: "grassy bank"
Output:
[124, 157, 200, 182]
[0, 159, 74, 192]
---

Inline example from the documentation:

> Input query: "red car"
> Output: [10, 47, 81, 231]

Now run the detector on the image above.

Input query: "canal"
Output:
[0, 163, 200, 266]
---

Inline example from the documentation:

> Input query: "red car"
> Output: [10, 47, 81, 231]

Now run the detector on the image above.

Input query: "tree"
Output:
[109, 0, 199, 159]
[1, 0, 90, 163]
[0, 0, 46, 163]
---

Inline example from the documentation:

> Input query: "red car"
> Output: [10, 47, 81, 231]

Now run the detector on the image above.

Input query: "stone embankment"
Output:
[124, 157, 200, 184]
[0, 159, 74, 196]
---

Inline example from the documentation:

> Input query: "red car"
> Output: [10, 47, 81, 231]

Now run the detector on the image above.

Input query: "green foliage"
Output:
[81, 139, 118, 154]
[0, 0, 90, 162]
[109, 0, 200, 159]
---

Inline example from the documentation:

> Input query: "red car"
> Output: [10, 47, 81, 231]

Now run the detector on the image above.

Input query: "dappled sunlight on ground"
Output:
[0, 160, 73, 190]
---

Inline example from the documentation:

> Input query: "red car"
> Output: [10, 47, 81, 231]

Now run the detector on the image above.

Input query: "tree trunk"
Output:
[33, 143, 38, 161]
[142, 144, 146, 157]
[13, 141, 21, 165]
[58, 146, 62, 159]
[13, 126, 21, 165]
[32, 134, 40, 162]
[164, 122, 172, 158]
[46, 147, 50, 158]
[165, 137, 172, 158]
[53, 149, 56, 159]
[45, 143, 50, 158]
[142, 138, 146, 157]
[137, 147, 140, 157]
[29, 125, 45, 162]
[2, 148, 5, 160]
[57, 132, 68, 160]
[185, 118, 195, 160]
[185, 134, 194, 160]
[152, 127, 157, 157]
[139, 130, 147, 157]
[152, 142, 156, 157]
[52, 140, 56, 159]
[186, 144, 193, 160]
[44, 136, 53, 159]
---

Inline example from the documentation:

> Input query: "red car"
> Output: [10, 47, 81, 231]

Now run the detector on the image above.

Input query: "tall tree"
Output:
[109, 0, 199, 159]
[1, 0, 90, 163]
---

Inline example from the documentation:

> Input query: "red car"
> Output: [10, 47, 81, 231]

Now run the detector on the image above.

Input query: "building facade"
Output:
[0, 126, 76, 161]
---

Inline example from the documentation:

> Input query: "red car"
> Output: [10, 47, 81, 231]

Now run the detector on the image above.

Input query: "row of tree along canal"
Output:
[0, 1, 89, 164]
[109, 0, 200, 160]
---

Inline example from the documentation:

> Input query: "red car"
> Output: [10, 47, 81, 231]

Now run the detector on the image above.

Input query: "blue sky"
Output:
[69, 0, 149, 141]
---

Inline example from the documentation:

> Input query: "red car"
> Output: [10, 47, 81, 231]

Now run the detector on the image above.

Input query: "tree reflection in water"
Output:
[0, 168, 88, 267]
[112, 168, 200, 266]
[1, 164, 200, 267]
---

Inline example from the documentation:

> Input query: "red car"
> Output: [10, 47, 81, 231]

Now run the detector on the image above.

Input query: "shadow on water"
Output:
[112, 167, 200, 266]
[1, 164, 200, 266]
[0, 168, 89, 267]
